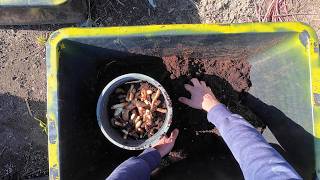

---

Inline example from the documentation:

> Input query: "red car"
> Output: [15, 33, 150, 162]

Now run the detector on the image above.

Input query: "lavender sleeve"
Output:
[208, 104, 301, 180]
[107, 148, 161, 180]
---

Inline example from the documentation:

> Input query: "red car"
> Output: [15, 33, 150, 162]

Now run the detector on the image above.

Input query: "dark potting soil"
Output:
[77, 50, 266, 179]
[96, 52, 265, 160]
[59, 34, 288, 180]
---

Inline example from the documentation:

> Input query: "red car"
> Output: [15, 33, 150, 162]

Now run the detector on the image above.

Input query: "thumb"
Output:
[170, 129, 179, 141]
[179, 97, 192, 106]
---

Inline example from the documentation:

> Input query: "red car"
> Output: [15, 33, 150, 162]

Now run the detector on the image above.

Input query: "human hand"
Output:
[179, 78, 220, 112]
[153, 129, 179, 158]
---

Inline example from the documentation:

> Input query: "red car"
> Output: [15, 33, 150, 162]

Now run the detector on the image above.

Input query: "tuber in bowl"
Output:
[96, 73, 172, 150]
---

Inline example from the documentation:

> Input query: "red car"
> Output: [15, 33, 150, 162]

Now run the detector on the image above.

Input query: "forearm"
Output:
[208, 104, 301, 180]
[107, 148, 161, 180]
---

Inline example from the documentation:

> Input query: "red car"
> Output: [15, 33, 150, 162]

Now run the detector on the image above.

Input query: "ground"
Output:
[0, 0, 319, 179]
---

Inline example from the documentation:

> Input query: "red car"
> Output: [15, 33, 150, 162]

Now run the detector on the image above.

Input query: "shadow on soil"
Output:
[152, 93, 317, 180]
[0, 24, 69, 31]
[56, 42, 317, 179]
[56, 43, 254, 179]
[0, 0, 201, 30]
[92, 0, 201, 26]
[242, 93, 317, 180]
[0, 93, 48, 179]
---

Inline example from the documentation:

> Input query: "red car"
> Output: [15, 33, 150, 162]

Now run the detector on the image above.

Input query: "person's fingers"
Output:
[154, 134, 167, 146]
[200, 81, 206, 88]
[170, 129, 179, 140]
[191, 78, 201, 87]
[178, 97, 193, 106]
[184, 84, 194, 93]
[161, 134, 168, 140]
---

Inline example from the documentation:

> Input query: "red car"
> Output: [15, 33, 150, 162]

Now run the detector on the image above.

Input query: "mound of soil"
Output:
[62, 46, 265, 179]
[160, 53, 264, 161]
[162, 53, 251, 92]
[96, 52, 264, 162]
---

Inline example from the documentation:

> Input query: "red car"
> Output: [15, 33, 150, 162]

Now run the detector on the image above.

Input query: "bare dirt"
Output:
[163, 53, 252, 92]
[0, 0, 319, 179]
[92, 0, 320, 36]
[197, 0, 258, 23]
[0, 26, 59, 179]
[87, 50, 264, 179]
[160, 53, 264, 156]
[92, 0, 201, 25]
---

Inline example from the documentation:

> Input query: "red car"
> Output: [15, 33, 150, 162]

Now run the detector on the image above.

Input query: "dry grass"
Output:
[255, 0, 319, 22]
[25, 98, 47, 135]
[36, 34, 48, 47]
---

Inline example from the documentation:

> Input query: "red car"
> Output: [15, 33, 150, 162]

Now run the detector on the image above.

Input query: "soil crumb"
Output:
[163, 55, 190, 79]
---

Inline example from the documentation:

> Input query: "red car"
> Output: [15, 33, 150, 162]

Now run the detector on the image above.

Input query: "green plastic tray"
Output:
[46, 23, 320, 180]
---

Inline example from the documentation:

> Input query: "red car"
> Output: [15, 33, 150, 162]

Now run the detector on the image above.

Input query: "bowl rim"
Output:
[96, 73, 173, 150]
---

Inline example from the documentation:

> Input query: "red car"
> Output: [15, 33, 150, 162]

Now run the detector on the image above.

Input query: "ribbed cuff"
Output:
[138, 147, 161, 171]
[207, 104, 232, 127]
